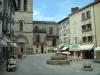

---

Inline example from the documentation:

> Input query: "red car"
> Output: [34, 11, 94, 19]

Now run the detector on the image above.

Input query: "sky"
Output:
[33, 0, 94, 22]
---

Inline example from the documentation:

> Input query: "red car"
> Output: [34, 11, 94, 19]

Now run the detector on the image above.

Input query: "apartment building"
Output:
[0, 0, 17, 69]
[93, 0, 100, 60]
[58, 0, 100, 59]
[58, 17, 70, 44]
[69, 7, 82, 44]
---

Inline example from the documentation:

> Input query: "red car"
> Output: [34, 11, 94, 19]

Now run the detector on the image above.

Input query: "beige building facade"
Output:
[93, 1, 100, 60]
[58, 0, 100, 59]
[58, 17, 70, 44]
[15, 0, 33, 55]
[69, 9, 82, 44]
[33, 21, 59, 54]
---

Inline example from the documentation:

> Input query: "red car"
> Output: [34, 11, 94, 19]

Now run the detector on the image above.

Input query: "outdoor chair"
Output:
[78, 56, 82, 61]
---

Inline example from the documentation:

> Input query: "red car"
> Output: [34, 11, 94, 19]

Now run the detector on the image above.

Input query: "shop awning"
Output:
[58, 43, 65, 49]
[54, 43, 65, 51]
[61, 47, 68, 51]
[95, 47, 100, 51]
[10, 43, 18, 47]
[80, 44, 94, 50]
[0, 39, 7, 47]
[69, 44, 80, 51]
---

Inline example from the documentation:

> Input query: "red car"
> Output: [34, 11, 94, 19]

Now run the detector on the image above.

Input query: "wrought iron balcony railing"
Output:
[33, 29, 46, 33]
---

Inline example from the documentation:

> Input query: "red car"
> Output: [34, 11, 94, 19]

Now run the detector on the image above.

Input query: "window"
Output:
[87, 11, 90, 18]
[59, 31, 61, 36]
[52, 38, 56, 46]
[82, 25, 86, 31]
[0, 20, 2, 37]
[87, 24, 91, 29]
[8, 6, 10, 17]
[49, 27, 53, 35]
[36, 34, 40, 42]
[7, 23, 10, 32]
[19, 20, 24, 31]
[59, 25, 61, 29]
[35, 26, 38, 31]
[74, 37, 77, 43]
[6, 1, 8, 13]
[82, 37, 86, 43]
[82, 13, 85, 20]
[64, 30, 66, 36]
[88, 36, 92, 42]
[3, 19, 7, 31]
[64, 38, 66, 43]
[18, 0, 21, 10]
[24, 0, 27, 11]
[37, 45, 39, 48]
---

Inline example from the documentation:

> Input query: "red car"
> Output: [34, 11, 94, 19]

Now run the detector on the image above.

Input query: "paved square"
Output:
[1, 54, 100, 75]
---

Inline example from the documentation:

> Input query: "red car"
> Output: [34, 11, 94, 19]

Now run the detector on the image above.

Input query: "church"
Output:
[14, 0, 33, 55]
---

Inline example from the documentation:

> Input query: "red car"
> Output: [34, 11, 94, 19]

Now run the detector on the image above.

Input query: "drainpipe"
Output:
[93, 5, 97, 47]
[93, 5, 98, 60]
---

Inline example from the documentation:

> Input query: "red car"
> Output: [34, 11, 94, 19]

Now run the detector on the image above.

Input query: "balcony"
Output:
[81, 16, 91, 21]
[82, 28, 92, 33]
[33, 29, 46, 33]
[33, 42, 47, 45]
[46, 34, 59, 38]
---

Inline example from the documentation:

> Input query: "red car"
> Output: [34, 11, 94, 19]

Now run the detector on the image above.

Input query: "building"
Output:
[14, 0, 33, 55]
[93, 0, 100, 60]
[58, 17, 70, 44]
[68, 0, 100, 59]
[58, 0, 100, 59]
[69, 7, 82, 45]
[33, 21, 59, 54]
[0, 0, 17, 69]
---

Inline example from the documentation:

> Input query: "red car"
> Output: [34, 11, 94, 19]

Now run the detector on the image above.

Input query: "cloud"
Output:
[33, 10, 55, 21]
[33, 0, 72, 22]
[33, 10, 66, 22]
[33, 10, 40, 16]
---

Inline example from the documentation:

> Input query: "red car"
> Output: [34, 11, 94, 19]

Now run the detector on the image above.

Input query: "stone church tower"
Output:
[14, 0, 33, 55]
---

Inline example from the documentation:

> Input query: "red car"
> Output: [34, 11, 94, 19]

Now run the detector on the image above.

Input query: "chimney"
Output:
[95, 0, 100, 1]
[71, 7, 79, 13]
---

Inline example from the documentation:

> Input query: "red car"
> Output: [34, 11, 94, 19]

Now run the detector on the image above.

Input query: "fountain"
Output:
[46, 52, 70, 65]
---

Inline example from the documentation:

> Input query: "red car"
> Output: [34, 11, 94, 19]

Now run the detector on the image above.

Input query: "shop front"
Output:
[80, 44, 94, 59]
[69, 44, 80, 56]
[94, 47, 100, 60]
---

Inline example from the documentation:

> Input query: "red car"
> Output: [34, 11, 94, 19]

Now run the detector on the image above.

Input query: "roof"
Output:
[69, 0, 100, 16]
[33, 21, 57, 25]
[58, 17, 69, 24]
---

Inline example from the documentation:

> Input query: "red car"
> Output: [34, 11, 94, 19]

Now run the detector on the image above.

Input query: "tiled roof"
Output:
[69, 0, 100, 16]
[33, 21, 57, 25]
[58, 17, 69, 24]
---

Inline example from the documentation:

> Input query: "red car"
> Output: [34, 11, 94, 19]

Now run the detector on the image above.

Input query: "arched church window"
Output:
[36, 34, 40, 42]
[35, 26, 39, 31]
[19, 20, 24, 31]
[24, 0, 27, 11]
[17, 0, 21, 10]
[49, 27, 53, 35]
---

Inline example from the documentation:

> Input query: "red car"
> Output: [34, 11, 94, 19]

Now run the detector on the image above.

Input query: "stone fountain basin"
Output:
[46, 59, 70, 65]
[51, 55, 66, 60]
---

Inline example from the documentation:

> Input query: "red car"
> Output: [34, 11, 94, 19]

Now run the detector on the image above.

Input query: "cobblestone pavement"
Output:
[1, 54, 100, 75]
